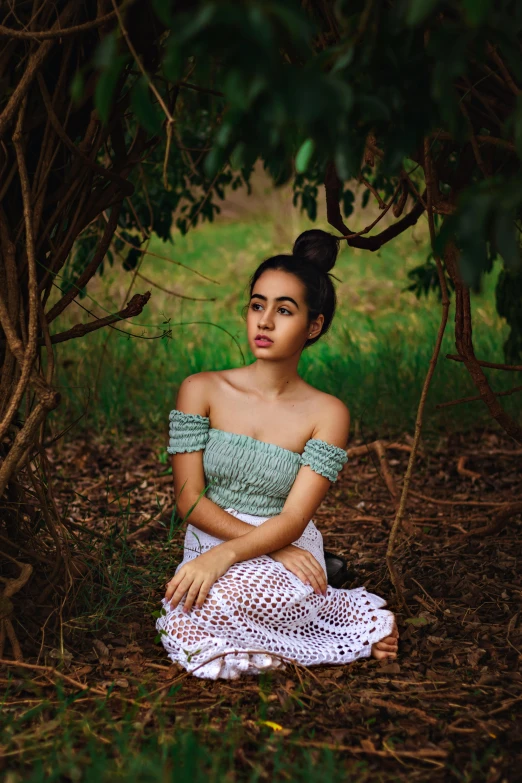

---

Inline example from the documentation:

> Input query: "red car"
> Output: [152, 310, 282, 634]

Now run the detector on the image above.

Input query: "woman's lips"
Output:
[255, 337, 273, 346]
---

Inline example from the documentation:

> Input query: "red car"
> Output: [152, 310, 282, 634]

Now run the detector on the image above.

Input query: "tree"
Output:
[1, 0, 522, 656]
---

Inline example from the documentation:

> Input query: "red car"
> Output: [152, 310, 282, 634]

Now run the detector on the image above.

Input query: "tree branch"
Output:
[45, 203, 123, 324]
[444, 243, 522, 443]
[0, 100, 40, 443]
[37, 73, 135, 196]
[0, 4, 75, 139]
[324, 162, 425, 251]
[386, 138, 451, 603]
[435, 384, 522, 409]
[446, 353, 522, 372]
[42, 292, 151, 345]
[0, 10, 117, 40]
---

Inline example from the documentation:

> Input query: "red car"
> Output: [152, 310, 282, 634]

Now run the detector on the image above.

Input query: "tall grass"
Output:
[46, 213, 520, 445]
[1, 686, 352, 782]
[8, 206, 516, 783]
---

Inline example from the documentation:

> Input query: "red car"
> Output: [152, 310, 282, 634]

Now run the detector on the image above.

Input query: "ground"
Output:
[2, 427, 522, 781]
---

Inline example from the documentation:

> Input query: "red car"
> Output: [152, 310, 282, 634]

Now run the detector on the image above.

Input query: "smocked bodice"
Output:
[167, 409, 348, 516]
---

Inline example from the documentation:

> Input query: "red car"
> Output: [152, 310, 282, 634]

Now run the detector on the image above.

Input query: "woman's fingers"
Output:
[165, 573, 183, 603]
[167, 574, 192, 609]
[282, 552, 328, 595]
[182, 580, 204, 613]
[293, 564, 325, 596]
[290, 566, 312, 588]
[302, 566, 326, 596]
[301, 556, 327, 594]
[309, 563, 327, 593]
[165, 566, 190, 601]
[195, 580, 213, 609]
[302, 554, 327, 591]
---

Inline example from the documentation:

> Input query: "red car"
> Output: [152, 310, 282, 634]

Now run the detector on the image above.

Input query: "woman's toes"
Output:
[371, 645, 397, 660]
[375, 641, 397, 653]
[371, 628, 399, 660]
[377, 635, 398, 648]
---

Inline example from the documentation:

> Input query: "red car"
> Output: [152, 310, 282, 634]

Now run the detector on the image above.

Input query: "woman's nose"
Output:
[258, 313, 273, 328]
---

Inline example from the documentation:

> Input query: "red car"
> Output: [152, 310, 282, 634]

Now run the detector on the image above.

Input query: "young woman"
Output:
[156, 229, 398, 679]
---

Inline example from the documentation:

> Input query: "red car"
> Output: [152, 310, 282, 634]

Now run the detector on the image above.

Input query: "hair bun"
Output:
[292, 229, 340, 274]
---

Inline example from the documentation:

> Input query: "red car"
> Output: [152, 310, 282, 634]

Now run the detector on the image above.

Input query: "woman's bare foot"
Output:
[371, 621, 399, 660]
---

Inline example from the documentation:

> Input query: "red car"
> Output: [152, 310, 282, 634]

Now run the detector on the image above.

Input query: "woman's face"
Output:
[246, 269, 324, 359]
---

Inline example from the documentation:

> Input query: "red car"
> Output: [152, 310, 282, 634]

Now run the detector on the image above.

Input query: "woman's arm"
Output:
[220, 397, 351, 563]
[175, 463, 255, 540]
[171, 373, 257, 540]
[165, 396, 350, 613]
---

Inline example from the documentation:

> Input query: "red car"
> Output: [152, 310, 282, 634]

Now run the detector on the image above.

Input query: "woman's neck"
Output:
[247, 358, 303, 400]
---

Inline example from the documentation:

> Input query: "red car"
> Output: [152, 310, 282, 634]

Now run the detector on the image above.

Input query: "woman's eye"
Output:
[250, 303, 291, 315]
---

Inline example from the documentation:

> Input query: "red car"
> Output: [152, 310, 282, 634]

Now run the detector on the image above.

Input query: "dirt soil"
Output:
[3, 427, 522, 781]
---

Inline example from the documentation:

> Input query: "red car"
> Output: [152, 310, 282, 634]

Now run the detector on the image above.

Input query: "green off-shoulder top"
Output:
[167, 409, 349, 517]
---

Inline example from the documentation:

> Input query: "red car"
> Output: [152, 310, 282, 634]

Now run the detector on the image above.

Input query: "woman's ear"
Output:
[309, 314, 324, 336]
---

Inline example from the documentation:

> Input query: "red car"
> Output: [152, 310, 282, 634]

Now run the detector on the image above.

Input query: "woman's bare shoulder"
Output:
[308, 389, 351, 448]
[175, 368, 247, 411]
[174, 371, 219, 415]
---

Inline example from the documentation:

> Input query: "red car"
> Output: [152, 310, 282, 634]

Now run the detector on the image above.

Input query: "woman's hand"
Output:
[165, 545, 236, 613]
[269, 545, 327, 596]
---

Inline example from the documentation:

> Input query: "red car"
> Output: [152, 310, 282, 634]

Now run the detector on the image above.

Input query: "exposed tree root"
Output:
[0, 551, 33, 660]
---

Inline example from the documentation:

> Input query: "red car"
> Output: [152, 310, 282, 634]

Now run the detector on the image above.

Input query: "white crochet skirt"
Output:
[156, 508, 396, 680]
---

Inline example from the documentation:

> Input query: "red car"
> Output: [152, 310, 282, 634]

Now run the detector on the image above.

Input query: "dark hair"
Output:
[244, 229, 340, 349]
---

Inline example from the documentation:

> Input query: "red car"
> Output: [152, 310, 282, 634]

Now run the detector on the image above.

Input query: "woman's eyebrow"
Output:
[250, 293, 299, 309]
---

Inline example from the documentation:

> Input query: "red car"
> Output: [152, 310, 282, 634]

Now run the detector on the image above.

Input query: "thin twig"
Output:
[386, 138, 450, 606]
[135, 272, 216, 302]
[107, 219, 220, 284]
[436, 384, 522, 409]
[446, 353, 522, 372]
[42, 292, 151, 345]
[0, 10, 117, 40]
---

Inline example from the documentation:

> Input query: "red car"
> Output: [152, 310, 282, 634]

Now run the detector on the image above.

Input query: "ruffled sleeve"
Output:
[300, 438, 348, 482]
[167, 409, 210, 455]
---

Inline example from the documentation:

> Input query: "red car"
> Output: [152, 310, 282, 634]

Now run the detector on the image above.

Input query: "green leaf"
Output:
[123, 247, 141, 272]
[406, 0, 440, 26]
[151, 0, 175, 27]
[162, 36, 182, 82]
[461, 0, 492, 26]
[495, 211, 521, 269]
[230, 142, 245, 171]
[342, 189, 355, 218]
[203, 144, 227, 178]
[70, 71, 84, 105]
[92, 33, 129, 124]
[95, 58, 126, 124]
[404, 616, 429, 627]
[130, 76, 164, 136]
[331, 46, 354, 73]
[295, 138, 315, 174]
[513, 95, 522, 162]
[93, 33, 117, 69]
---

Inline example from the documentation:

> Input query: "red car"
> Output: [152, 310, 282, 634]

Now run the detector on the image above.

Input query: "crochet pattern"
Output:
[156, 509, 395, 679]
[157, 410, 394, 679]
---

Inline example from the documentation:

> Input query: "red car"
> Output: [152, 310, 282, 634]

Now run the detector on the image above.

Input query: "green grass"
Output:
[46, 215, 521, 444]
[0, 687, 347, 782]
[8, 212, 518, 781]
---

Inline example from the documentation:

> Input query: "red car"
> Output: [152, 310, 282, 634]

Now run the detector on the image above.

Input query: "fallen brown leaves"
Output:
[1, 427, 521, 780]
